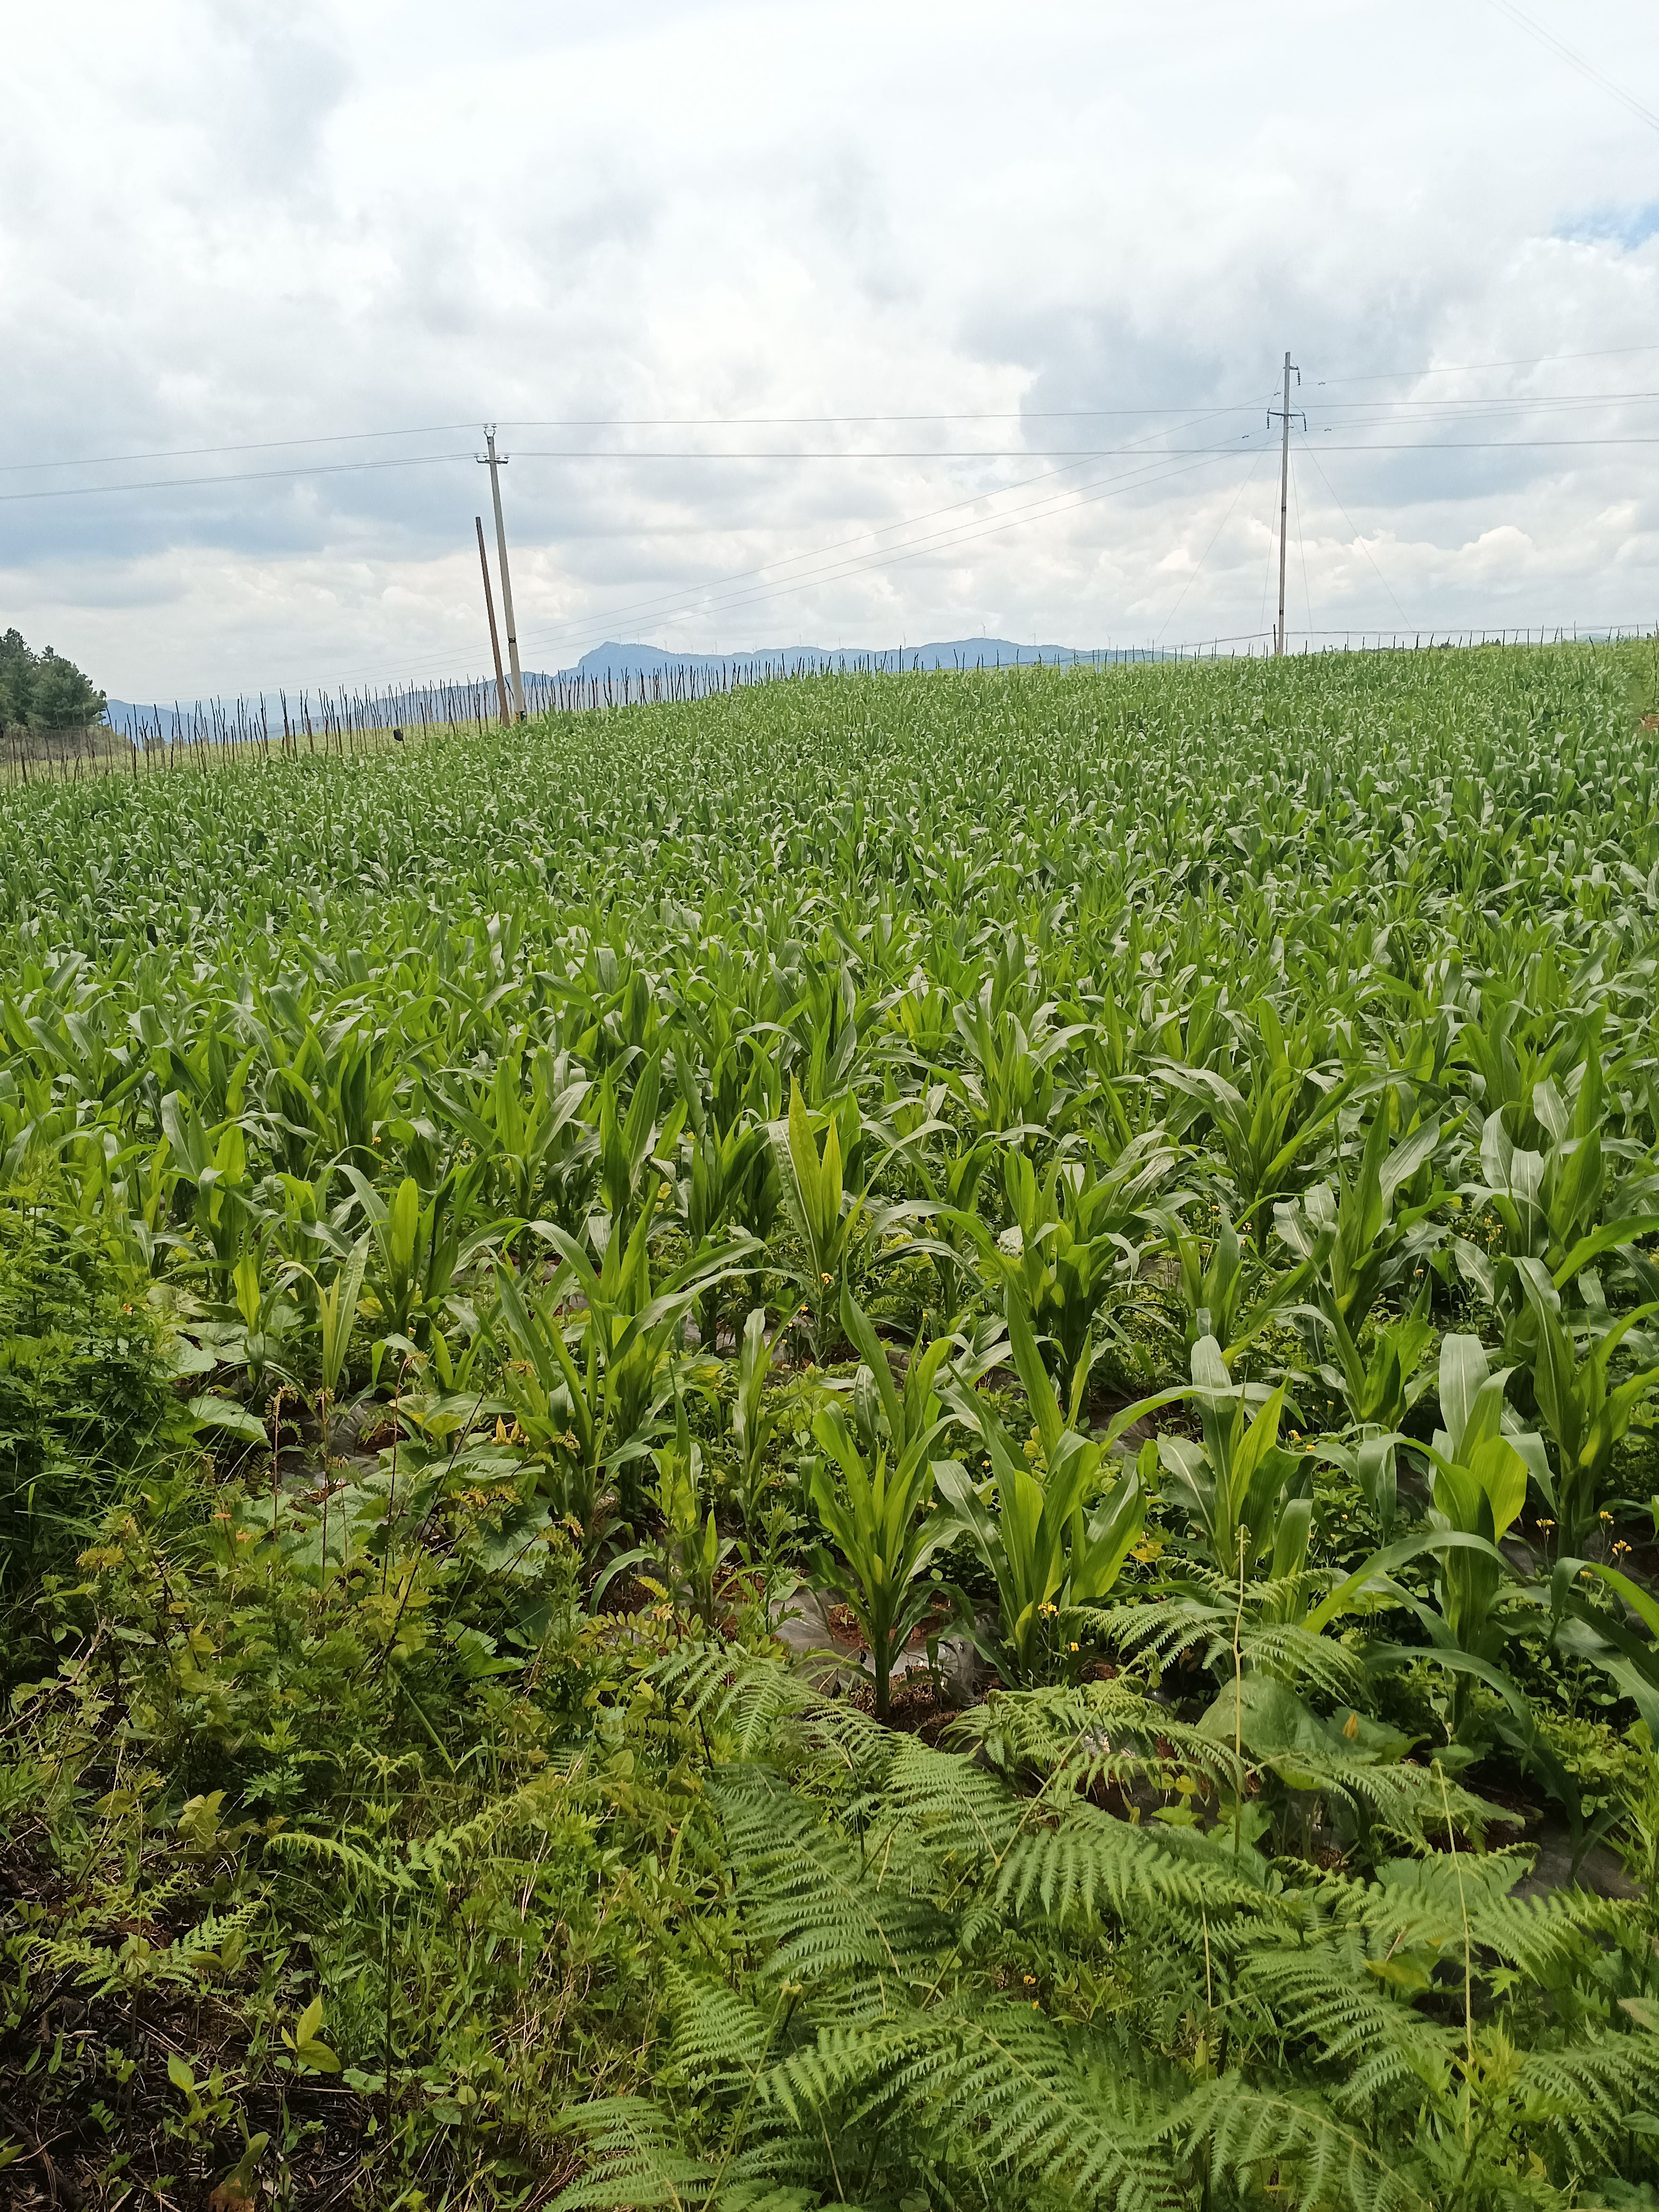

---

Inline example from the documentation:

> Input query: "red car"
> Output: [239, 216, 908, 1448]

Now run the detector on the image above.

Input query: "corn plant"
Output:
[1516, 1254, 1659, 1555]
[344, 1163, 495, 1354]
[158, 1090, 261, 1292]
[726, 1305, 783, 1536]
[770, 1079, 936, 1359]
[1313, 1287, 1437, 1440]
[1457, 1043, 1659, 1348]
[1369, 1335, 1546, 1747]
[807, 1400, 953, 1719]
[596, 1052, 684, 1233]
[288, 1234, 370, 1445]
[949, 983, 1087, 1147]
[1142, 1201, 1317, 1367]
[490, 1188, 753, 1532]
[1154, 1336, 1313, 1589]
[429, 1042, 592, 1231]
[257, 1015, 401, 1178]
[956, 1132, 1175, 1398]
[937, 1291, 1173, 1683]
[1155, 1003, 1354, 1246]
[598, 1397, 735, 1631]
[1289, 1103, 1446, 1322]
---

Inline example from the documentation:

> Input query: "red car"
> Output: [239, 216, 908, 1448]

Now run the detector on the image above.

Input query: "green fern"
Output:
[1171, 2076, 1438, 2212]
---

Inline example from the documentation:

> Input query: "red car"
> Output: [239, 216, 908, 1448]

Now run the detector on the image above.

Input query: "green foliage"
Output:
[0, 625, 106, 731]
[938, 1287, 1161, 1682]
[1518, 1255, 1659, 1555]
[5, 644, 1659, 2205]
[807, 1396, 950, 1720]
[1156, 1335, 1312, 1586]
[0, 1180, 179, 1619]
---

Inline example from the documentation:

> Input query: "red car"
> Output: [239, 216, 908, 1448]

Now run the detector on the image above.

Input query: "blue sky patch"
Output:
[1559, 202, 1659, 249]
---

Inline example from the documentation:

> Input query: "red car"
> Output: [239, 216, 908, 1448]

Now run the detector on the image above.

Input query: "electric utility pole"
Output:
[475, 516, 510, 724]
[479, 427, 526, 718]
[1269, 353, 1305, 657]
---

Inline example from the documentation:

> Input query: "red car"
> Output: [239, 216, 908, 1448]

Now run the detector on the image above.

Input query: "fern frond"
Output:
[764, 2001, 1176, 2210]
[995, 1802, 1275, 1933]
[549, 2095, 716, 2209]
[1171, 2074, 1437, 2212]
[1511, 2029, 1659, 2163]
[1354, 1854, 1618, 1980]
[715, 1768, 942, 1989]
[1263, 1746, 1495, 1851]
[1096, 1598, 1231, 1672]
[1235, 1621, 1369, 1705]
[666, 1962, 780, 2099]
[32, 1898, 263, 2001]
[264, 1825, 412, 1889]
[869, 1725, 1025, 1862]
[653, 1643, 822, 1759]
[414, 1763, 592, 1874]
[952, 1677, 1241, 1795]
[1099, 1602, 1369, 1707]
[1239, 1938, 1459, 2106]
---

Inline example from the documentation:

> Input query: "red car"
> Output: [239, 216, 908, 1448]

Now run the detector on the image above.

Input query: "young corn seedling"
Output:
[1154, 1336, 1313, 1592]
[599, 1396, 733, 1632]
[492, 1185, 753, 1532]
[730, 1304, 783, 1533]
[1155, 1001, 1354, 1247]
[807, 1400, 952, 1721]
[344, 1162, 496, 1353]
[954, 1133, 1175, 1403]
[1457, 1042, 1659, 1354]
[936, 1288, 1175, 1685]
[1142, 1200, 1317, 1369]
[770, 1079, 937, 1362]
[1516, 1254, 1659, 1556]
[1364, 1335, 1554, 1757]
[429, 1040, 593, 1231]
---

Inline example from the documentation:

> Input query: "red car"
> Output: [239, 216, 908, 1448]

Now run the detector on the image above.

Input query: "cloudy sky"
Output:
[5, 0, 1659, 700]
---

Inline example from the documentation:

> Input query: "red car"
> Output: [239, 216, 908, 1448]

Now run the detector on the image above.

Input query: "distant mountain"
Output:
[103, 636, 1154, 735]
[548, 638, 1151, 681]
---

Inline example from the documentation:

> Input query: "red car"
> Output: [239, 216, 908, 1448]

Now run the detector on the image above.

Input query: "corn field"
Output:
[6, 641, 1659, 2210]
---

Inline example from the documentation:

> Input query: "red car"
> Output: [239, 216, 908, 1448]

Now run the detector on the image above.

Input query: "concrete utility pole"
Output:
[480, 426, 526, 719]
[475, 515, 510, 725]
[1269, 353, 1304, 657]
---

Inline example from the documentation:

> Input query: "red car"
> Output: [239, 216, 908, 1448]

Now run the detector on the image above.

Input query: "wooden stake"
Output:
[476, 516, 510, 725]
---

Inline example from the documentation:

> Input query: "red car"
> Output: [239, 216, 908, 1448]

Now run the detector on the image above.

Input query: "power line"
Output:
[604, 450, 1251, 649]
[504, 433, 1659, 456]
[1486, 0, 1659, 138]
[0, 424, 478, 477]
[1292, 452, 1316, 643]
[1316, 397, 1659, 423]
[597, 449, 1247, 641]
[11, 429, 1659, 507]
[323, 437, 1259, 687]
[1155, 428, 1272, 643]
[0, 397, 1285, 479]
[0, 451, 474, 504]
[1296, 435, 1413, 629]
[11, 367, 1659, 480]
[495, 448, 1247, 663]
[503, 406, 1262, 425]
[1298, 435, 1659, 450]
[1318, 344, 1659, 385]
[9, 370, 1659, 485]
[504, 443, 1276, 459]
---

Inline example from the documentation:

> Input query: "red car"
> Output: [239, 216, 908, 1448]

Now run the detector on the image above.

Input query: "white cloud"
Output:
[4, 0, 1659, 696]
